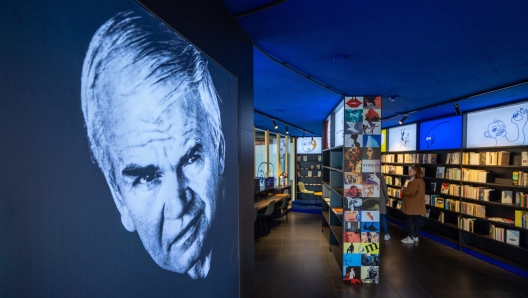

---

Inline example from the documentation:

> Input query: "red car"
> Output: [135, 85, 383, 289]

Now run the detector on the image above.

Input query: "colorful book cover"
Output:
[361, 254, 379, 266]
[361, 266, 379, 284]
[343, 253, 362, 266]
[361, 232, 379, 243]
[506, 229, 520, 246]
[430, 181, 437, 192]
[343, 266, 362, 284]
[436, 166, 445, 178]
[440, 183, 449, 194]
[361, 242, 379, 254]
[501, 190, 513, 204]
[343, 242, 363, 254]
[435, 197, 445, 208]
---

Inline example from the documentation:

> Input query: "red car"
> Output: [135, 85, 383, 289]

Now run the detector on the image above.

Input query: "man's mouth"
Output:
[168, 207, 204, 251]
[496, 127, 505, 136]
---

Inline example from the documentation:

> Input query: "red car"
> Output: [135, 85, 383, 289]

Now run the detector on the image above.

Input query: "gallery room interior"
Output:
[2, 0, 528, 297]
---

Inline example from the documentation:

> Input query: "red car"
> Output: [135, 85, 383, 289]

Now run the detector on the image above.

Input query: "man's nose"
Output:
[160, 171, 190, 219]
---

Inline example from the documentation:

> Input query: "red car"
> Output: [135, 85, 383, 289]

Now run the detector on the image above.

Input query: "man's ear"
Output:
[217, 135, 225, 175]
[108, 185, 136, 232]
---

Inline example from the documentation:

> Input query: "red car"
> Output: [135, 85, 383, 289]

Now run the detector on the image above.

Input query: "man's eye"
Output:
[137, 173, 160, 184]
[134, 172, 161, 185]
[185, 155, 201, 166]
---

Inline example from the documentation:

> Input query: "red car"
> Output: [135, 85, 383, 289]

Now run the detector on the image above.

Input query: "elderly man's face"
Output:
[105, 82, 222, 275]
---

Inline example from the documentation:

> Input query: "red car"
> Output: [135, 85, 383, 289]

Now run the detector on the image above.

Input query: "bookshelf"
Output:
[382, 147, 528, 269]
[296, 153, 322, 200]
[322, 146, 344, 268]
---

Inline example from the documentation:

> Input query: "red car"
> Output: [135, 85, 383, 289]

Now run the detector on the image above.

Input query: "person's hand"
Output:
[369, 174, 380, 184]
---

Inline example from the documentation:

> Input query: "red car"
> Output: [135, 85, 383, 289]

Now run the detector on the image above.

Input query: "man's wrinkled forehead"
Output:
[102, 68, 195, 120]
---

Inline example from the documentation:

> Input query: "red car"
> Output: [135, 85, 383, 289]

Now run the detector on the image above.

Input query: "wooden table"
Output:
[254, 193, 290, 210]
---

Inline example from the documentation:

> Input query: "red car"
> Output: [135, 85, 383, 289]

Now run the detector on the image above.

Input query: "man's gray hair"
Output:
[81, 11, 224, 182]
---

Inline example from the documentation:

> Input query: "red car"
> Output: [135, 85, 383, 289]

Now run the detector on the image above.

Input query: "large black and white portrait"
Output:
[1, 0, 243, 296]
[81, 11, 226, 279]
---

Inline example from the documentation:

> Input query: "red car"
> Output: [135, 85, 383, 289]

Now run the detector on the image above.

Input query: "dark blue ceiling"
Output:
[221, 0, 528, 136]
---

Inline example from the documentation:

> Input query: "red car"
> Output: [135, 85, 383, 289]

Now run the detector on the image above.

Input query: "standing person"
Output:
[379, 173, 390, 240]
[400, 164, 426, 243]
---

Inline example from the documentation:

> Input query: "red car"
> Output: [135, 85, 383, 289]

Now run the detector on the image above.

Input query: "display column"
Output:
[342, 96, 382, 284]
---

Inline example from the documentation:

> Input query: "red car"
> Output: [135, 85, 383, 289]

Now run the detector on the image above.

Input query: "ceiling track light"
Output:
[454, 103, 461, 115]
[271, 119, 278, 129]
[399, 114, 408, 125]
[285, 126, 289, 134]
[311, 135, 314, 141]
[302, 132, 306, 138]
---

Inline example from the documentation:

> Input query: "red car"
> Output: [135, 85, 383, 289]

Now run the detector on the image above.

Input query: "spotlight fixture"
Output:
[311, 135, 314, 141]
[454, 103, 461, 115]
[271, 119, 278, 129]
[285, 126, 289, 134]
[399, 114, 408, 125]
[302, 132, 306, 138]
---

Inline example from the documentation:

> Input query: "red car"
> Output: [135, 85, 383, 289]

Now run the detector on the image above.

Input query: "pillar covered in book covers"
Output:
[342, 96, 381, 284]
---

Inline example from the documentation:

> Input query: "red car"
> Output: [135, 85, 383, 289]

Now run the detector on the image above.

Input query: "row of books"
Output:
[461, 186, 494, 201]
[490, 224, 520, 246]
[388, 198, 402, 209]
[458, 217, 476, 232]
[381, 165, 404, 175]
[460, 168, 492, 183]
[439, 182, 459, 195]
[463, 151, 511, 166]
[438, 211, 445, 223]
[381, 153, 437, 164]
[501, 190, 528, 206]
[461, 202, 486, 218]
[435, 166, 461, 180]
[387, 187, 403, 198]
[513, 171, 528, 187]
[382, 151, 528, 166]
[427, 195, 460, 211]
[298, 155, 322, 162]
[297, 171, 321, 177]
[516, 192, 528, 207]
[296, 164, 321, 170]
[515, 210, 528, 228]
[384, 176, 402, 186]
[445, 152, 461, 164]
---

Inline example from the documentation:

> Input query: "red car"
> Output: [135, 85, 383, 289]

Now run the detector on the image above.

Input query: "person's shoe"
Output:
[413, 236, 419, 242]
[401, 236, 414, 243]
[384, 234, 390, 241]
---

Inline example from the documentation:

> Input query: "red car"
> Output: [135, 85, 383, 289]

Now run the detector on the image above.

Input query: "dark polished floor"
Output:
[254, 212, 528, 298]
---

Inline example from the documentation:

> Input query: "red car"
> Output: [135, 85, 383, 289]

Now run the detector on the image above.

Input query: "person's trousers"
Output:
[380, 214, 388, 235]
[406, 215, 420, 237]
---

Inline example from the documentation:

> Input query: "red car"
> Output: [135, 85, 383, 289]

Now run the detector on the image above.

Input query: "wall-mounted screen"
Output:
[419, 115, 462, 150]
[467, 101, 528, 148]
[387, 123, 417, 152]
[381, 129, 386, 152]
[297, 137, 322, 154]
[334, 105, 345, 147]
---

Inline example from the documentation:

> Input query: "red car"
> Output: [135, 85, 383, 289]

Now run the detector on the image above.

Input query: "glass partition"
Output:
[255, 129, 266, 179]
[269, 133, 279, 179]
